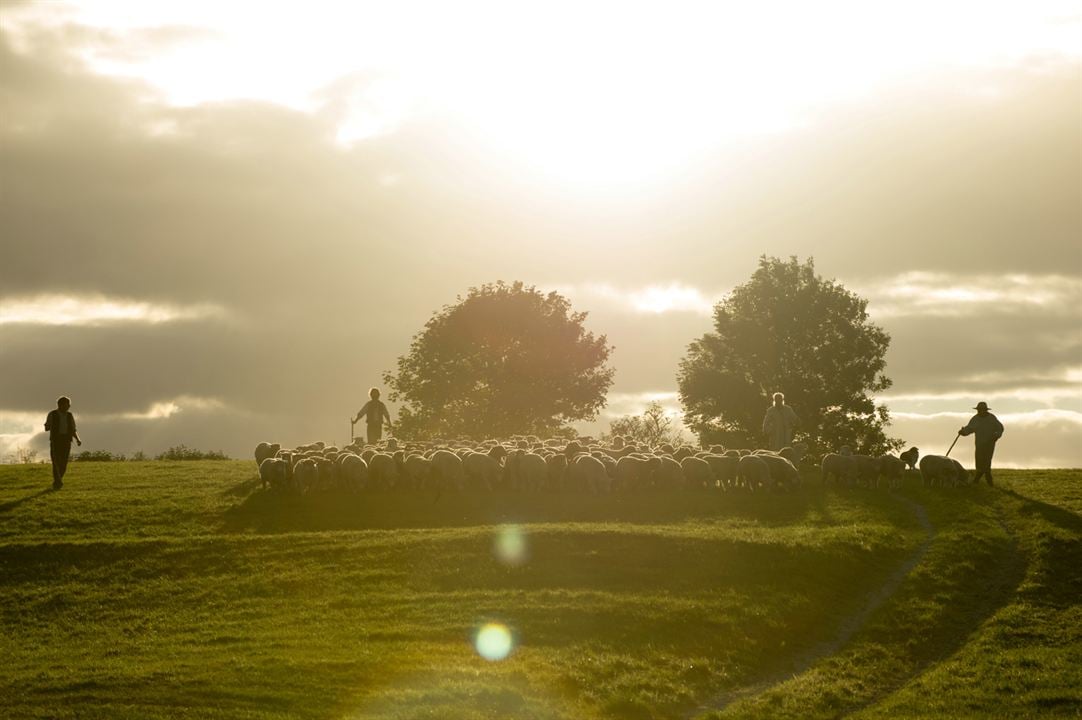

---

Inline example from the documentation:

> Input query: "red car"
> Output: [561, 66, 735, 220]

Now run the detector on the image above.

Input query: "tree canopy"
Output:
[384, 281, 615, 439]
[602, 400, 688, 447]
[677, 256, 900, 456]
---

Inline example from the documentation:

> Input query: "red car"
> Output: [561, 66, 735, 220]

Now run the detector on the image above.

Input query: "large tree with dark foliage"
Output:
[384, 281, 615, 439]
[677, 256, 901, 457]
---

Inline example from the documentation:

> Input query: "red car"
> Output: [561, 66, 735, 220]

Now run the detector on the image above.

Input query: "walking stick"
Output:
[350, 417, 355, 443]
[945, 432, 961, 457]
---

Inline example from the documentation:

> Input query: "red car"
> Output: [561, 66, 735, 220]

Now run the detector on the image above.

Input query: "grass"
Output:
[0, 462, 1078, 718]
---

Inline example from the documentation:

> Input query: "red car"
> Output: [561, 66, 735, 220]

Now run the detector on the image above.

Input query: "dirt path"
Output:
[690, 494, 935, 718]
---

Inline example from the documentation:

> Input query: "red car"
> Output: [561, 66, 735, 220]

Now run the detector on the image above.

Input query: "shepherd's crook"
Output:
[945, 432, 961, 457]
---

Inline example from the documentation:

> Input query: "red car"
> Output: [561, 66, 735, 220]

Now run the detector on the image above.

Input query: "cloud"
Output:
[857, 272, 1082, 318]
[0, 294, 225, 326]
[553, 283, 717, 316]
[887, 408, 1082, 468]
[1, 19, 1079, 466]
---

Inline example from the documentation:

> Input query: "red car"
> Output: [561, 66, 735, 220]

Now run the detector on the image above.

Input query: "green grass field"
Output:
[1, 462, 1079, 719]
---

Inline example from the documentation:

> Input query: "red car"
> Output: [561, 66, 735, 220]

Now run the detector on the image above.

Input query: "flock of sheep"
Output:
[254, 436, 974, 495]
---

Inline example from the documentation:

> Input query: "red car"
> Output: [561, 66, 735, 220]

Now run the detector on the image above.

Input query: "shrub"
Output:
[155, 445, 230, 461]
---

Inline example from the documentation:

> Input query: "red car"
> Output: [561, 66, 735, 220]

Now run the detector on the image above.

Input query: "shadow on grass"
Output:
[220, 487, 817, 534]
[0, 488, 54, 514]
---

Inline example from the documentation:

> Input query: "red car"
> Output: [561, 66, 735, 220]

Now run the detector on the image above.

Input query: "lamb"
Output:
[899, 447, 920, 471]
[758, 453, 801, 490]
[680, 456, 715, 490]
[876, 454, 906, 490]
[254, 442, 281, 467]
[258, 457, 289, 491]
[738, 454, 771, 491]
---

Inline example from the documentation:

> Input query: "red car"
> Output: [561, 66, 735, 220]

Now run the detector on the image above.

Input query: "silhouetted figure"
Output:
[353, 388, 393, 444]
[44, 396, 81, 489]
[762, 392, 799, 451]
[959, 401, 1003, 486]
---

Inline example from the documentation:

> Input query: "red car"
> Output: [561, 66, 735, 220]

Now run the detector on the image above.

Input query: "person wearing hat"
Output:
[958, 401, 1003, 486]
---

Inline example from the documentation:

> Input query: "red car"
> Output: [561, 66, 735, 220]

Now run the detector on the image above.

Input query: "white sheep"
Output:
[680, 456, 715, 490]
[254, 442, 280, 467]
[876, 454, 906, 490]
[738, 454, 771, 491]
[758, 453, 800, 490]
[258, 457, 289, 491]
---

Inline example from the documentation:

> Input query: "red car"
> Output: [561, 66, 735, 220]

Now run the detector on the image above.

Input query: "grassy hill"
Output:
[1, 462, 1078, 719]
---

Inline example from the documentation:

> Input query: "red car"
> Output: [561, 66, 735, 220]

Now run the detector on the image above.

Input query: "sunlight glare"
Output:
[474, 623, 514, 661]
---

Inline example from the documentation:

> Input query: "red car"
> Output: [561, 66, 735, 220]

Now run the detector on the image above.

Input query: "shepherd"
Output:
[44, 395, 82, 490]
[959, 401, 1003, 486]
[353, 387, 393, 445]
[762, 392, 800, 452]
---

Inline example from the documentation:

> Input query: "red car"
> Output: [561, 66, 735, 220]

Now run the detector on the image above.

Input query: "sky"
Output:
[1, 0, 1079, 467]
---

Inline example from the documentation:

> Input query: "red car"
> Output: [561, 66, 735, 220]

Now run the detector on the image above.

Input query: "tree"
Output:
[677, 256, 901, 457]
[602, 400, 688, 447]
[384, 281, 615, 439]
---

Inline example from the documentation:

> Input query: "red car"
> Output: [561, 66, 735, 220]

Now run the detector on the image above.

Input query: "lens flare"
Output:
[474, 622, 514, 661]
[494, 524, 528, 567]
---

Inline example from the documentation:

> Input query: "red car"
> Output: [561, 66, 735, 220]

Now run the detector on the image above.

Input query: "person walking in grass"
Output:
[353, 388, 393, 444]
[959, 401, 1003, 486]
[762, 392, 800, 451]
[44, 396, 81, 490]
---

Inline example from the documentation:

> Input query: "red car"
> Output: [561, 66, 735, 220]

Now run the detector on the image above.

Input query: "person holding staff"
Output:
[44, 395, 82, 490]
[353, 388, 393, 444]
[959, 401, 1003, 486]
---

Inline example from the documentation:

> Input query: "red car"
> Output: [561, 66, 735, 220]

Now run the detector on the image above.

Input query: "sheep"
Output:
[851, 455, 879, 488]
[614, 455, 659, 492]
[545, 453, 568, 491]
[821, 448, 856, 488]
[876, 454, 906, 490]
[254, 442, 280, 467]
[900, 447, 920, 471]
[653, 456, 684, 491]
[292, 458, 318, 494]
[738, 454, 771, 491]
[758, 453, 801, 490]
[703, 454, 740, 490]
[428, 449, 466, 493]
[402, 454, 431, 491]
[337, 453, 368, 492]
[516, 452, 549, 492]
[313, 457, 337, 492]
[949, 458, 970, 486]
[464, 450, 502, 491]
[778, 443, 808, 466]
[680, 456, 715, 490]
[367, 452, 398, 491]
[920, 455, 966, 488]
[258, 457, 289, 491]
[568, 454, 610, 494]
